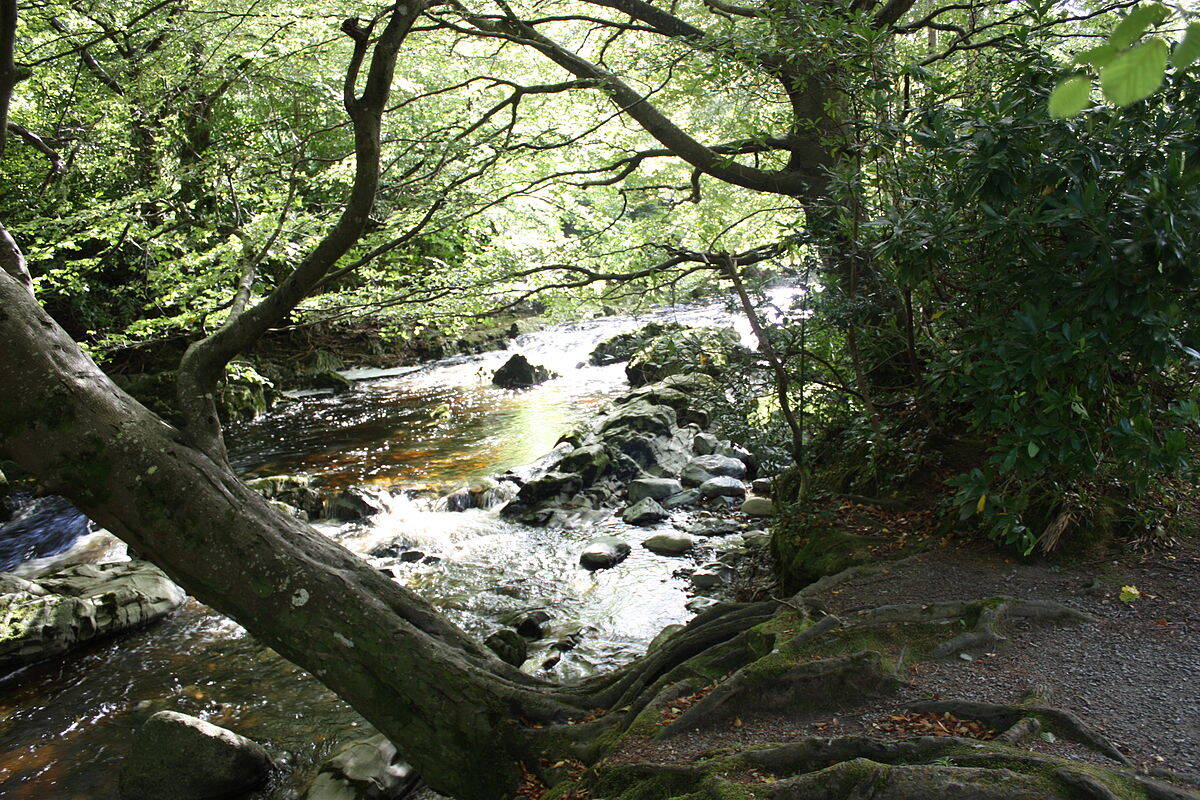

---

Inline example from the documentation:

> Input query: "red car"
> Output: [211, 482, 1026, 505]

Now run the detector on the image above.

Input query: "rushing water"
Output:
[0, 291, 800, 799]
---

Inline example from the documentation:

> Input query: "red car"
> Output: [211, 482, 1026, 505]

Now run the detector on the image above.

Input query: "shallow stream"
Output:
[0, 291, 799, 799]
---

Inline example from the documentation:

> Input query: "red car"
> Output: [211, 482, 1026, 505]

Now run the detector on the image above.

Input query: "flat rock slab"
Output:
[579, 537, 631, 570]
[1, 560, 185, 673]
[120, 711, 272, 800]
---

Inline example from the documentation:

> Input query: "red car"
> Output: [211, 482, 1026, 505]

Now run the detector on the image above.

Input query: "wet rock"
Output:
[743, 529, 772, 548]
[367, 540, 408, 559]
[622, 497, 668, 526]
[715, 443, 758, 479]
[642, 532, 695, 556]
[542, 654, 562, 670]
[119, 710, 271, 800]
[628, 477, 684, 502]
[686, 517, 742, 537]
[699, 476, 747, 499]
[662, 489, 701, 510]
[557, 443, 612, 484]
[625, 327, 741, 387]
[605, 431, 692, 478]
[685, 596, 719, 612]
[692, 432, 719, 455]
[302, 733, 416, 800]
[247, 474, 325, 518]
[492, 354, 557, 388]
[579, 536, 631, 570]
[311, 370, 355, 393]
[588, 322, 686, 366]
[751, 477, 773, 497]
[689, 569, 724, 590]
[516, 611, 551, 639]
[599, 400, 677, 438]
[323, 488, 385, 521]
[515, 472, 584, 505]
[2, 561, 185, 673]
[681, 455, 747, 486]
[740, 496, 773, 516]
[442, 487, 474, 512]
[485, 629, 528, 666]
[398, 550, 425, 563]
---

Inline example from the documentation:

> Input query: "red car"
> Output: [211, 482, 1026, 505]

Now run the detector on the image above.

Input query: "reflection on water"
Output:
[0, 291, 802, 799]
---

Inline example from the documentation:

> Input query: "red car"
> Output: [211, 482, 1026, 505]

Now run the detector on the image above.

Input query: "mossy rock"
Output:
[770, 509, 872, 594]
[626, 328, 742, 388]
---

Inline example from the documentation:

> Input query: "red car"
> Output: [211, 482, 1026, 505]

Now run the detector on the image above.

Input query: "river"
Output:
[0, 290, 799, 799]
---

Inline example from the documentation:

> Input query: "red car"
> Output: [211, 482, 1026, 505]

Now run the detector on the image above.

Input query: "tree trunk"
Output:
[0, 251, 584, 800]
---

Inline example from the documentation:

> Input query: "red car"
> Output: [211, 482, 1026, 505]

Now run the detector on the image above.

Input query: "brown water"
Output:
[0, 296, 798, 799]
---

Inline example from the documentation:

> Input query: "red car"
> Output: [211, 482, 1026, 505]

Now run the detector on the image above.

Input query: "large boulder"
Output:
[599, 400, 677, 438]
[492, 354, 557, 388]
[119, 711, 272, 800]
[626, 327, 741, 387]
[302, 734, 417, 800]
[515, 471, 584, 505]
[680, 454, 747, 486]
[556, 443, 611, 484]
[604, 431, 693, 478]
[1, 561, 185, 673]
[588, 322, 686, 366]
[622, 497, 668, 526]
[628, 477, 684, 503]
[579, 537, 631, 570]
[699, 476, 747, 499]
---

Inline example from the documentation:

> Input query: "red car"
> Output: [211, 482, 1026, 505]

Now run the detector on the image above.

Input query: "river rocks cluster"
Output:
[0, 560, 185, 674]
[246, 474, 387, 522]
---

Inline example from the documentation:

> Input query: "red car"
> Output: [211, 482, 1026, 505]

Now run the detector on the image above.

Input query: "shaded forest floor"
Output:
[600, 517, 1200, 791]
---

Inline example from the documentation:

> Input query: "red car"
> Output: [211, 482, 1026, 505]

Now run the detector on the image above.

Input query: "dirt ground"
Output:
[605, 533, 1200, 789]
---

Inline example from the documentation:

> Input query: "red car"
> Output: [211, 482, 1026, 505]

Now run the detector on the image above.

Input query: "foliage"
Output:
[1051, 3, 1200, 117]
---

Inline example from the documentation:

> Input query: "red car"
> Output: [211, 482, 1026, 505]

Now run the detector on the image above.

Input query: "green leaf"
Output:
[1075, 44, 1119, 68]
[1027, 441, 1040, 457]
[1049, 75, 1092, 118]
[1109, 3, 1168, 50]
[1101, 38, 1169, 106]
[1171, 23, 1200, 70]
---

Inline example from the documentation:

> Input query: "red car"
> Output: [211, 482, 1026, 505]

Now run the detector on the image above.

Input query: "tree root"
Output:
[906, 699, 1130, 766]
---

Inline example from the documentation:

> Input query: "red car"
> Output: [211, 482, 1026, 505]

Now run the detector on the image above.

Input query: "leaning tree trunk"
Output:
[0, 250, 591, 800]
